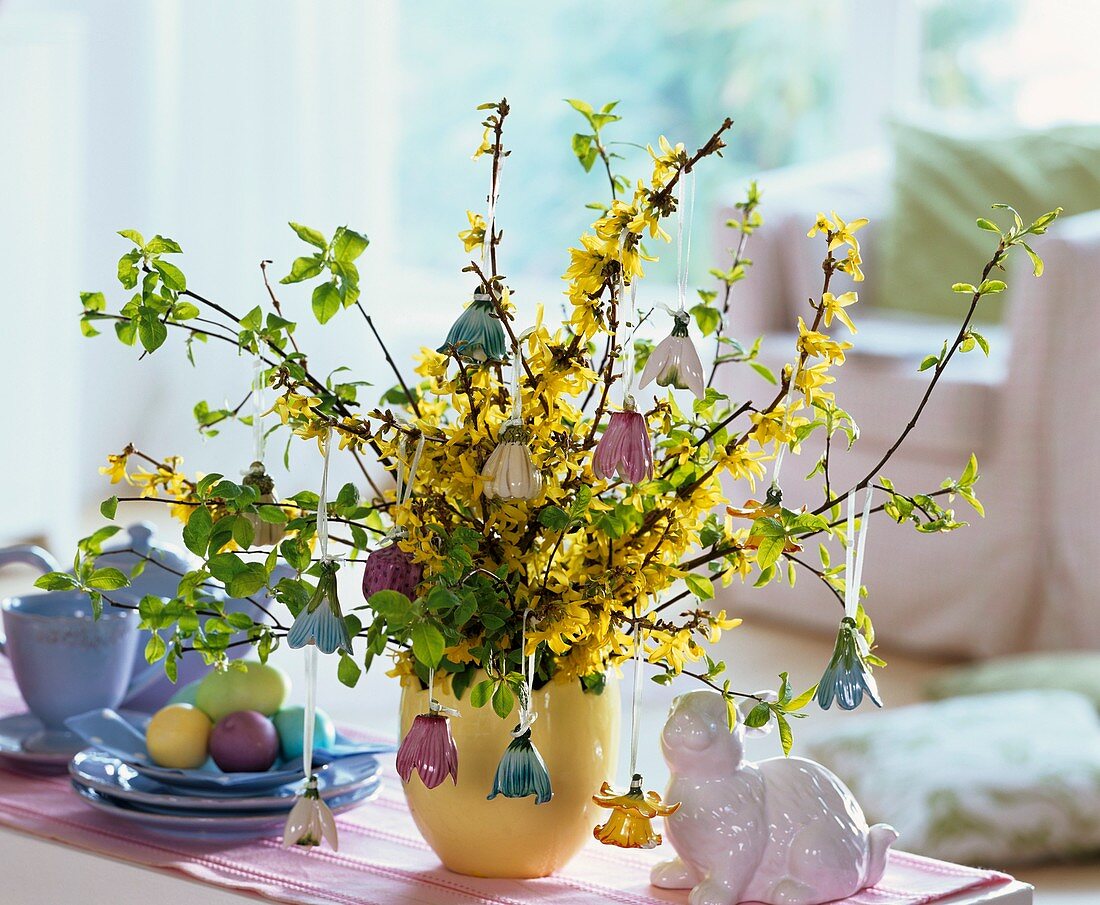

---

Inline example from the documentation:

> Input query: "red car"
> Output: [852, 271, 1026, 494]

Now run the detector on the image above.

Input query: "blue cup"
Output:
[0, 590, 140, 754]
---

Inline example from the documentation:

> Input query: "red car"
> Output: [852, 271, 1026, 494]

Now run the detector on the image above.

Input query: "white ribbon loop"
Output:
[675, 170, 696, 314]
[844, 487, 875, 620]
[513, 608, 538, 736]
[316, 426, 334, 561]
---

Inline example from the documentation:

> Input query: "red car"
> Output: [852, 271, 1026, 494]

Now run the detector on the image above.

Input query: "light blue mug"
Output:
[0, 590, 140, 753]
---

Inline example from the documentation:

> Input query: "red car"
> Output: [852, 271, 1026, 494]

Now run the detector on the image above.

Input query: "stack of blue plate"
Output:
[65, 710, 393, 840]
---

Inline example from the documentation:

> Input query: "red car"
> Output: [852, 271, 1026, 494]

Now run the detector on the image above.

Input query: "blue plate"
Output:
[71, 775, 381, 840]
[70, 748, 381, 813]
[0, 713, 78, 773]
[65, 708, 394, 794]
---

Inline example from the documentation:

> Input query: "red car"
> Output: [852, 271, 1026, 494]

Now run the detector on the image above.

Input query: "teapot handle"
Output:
[0, 545, 62, 576]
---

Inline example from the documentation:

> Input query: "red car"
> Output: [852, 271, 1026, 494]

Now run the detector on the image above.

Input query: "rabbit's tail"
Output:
[863, 824, 899, 889]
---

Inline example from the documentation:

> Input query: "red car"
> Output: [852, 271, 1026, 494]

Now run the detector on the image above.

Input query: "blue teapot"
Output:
[0, 522, 289, 712]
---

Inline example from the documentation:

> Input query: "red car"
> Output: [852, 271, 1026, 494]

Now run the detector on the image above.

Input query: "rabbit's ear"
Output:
[738, 689, 779, 738]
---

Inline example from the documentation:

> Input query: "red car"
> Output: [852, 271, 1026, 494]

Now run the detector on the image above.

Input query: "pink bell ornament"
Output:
[593, 396, 653, 484]
[397, 683, 460, 790]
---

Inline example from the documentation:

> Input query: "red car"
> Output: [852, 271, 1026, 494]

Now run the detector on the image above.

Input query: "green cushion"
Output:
[879, 122, 1100, 322]
[804, 691, 1100, 865]
[928, 652, 1100, 708]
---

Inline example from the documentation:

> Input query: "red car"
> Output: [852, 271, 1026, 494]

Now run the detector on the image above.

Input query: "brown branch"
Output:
[356, 300, 422, 419]
[813, 244, 1006, 516]
[260, 259, 300, 354]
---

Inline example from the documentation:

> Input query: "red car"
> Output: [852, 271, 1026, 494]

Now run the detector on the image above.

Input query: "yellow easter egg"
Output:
[146, 703, 213, 769]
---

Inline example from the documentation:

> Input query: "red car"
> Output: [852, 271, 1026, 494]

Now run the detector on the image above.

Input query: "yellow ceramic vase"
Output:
[398, 672, 620, 878]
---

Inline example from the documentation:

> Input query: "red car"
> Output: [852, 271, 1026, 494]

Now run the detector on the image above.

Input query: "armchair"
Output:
[712, 154, 1093, 659]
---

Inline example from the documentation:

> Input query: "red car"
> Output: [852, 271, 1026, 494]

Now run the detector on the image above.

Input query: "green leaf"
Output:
[977, 279, 1007, 295]
[538, 506, 571, 532]
[153, 260, 187, 292]
[257, 505, 288, 524]
[756, 537, 786, 572]
[975, 218, 1000, 232]
[784, 683, 818, 713]
[744, 702, 771, 728]
[312, 281, 341, 324]
[750, 362, 777, 385]
[100, 496, 119, 520]
[951, 283, 977, 294]
[571, 133, 595, 171]
[232, 515, 255, 551]
[118, 228, 145, 248]
[117, 250, 141, 289]
[138, 311, 167, 353]
[918, 355, 939, 372]
[960, 453, 979, 486]
[34, 572, 79, 592]
[411, 620, 444, 669]
[332, 227, 369, 263]
[281, 255, 325, 285]
[145, 633, 166, 663]
[171, 301, 200, 321]
[684, 573, 715, 600]
[565, 98, 593, 117]
[182, 507, 213, 556]
[426, 585, 459, 612]
[289, 221, 327, 250]
[776, 712, 793, 756]
[80, 291, 106, 313]
[225, 562, 267, 598]
[369, 590, 412, 625]
[145, 235, 182, 254]
[87, 567, 129, 591]
[338, 653, 362, 687]
[491, 681, 515, 719]
[470, 678, 494, 708]
[970, 331, 990, 356]
[689, 303, 721, 336]
[1020, 241, 1044, 277]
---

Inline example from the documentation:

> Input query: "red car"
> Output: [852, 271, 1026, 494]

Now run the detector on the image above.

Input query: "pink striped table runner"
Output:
[0, 660, 1015, 905]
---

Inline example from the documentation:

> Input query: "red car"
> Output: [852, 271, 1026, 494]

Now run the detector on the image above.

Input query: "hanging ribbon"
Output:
[618, 232, 640, 403]
[629, 608, 644, 777]
[768, 357, 804, 490]
[302, 644, 318, 777]
[844, 487, 875, 620]
[510, 338, 523, 426]
[315, 426, 334, 561]
[393, 432, 426, 509]
[514, 608, 538, 735]
[251, 356, 266, 463]
[675, 170, 696, 314]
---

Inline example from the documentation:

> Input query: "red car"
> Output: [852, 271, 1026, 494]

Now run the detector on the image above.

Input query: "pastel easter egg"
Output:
[146, 703, 212, 769]
[273, 706, 336, 760]
[209, 710, 279, 773]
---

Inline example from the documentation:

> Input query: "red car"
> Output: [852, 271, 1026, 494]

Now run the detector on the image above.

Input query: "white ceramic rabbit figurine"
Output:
[651, 690, 898, 905]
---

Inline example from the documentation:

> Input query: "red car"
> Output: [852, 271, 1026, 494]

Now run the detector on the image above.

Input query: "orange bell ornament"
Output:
[593, 774, 680, 849]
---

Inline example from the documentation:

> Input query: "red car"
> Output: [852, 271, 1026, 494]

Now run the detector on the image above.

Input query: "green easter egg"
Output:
[194, 661, 290, 723]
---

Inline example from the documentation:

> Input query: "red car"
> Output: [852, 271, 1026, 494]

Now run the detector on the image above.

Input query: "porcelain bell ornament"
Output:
[651, 690, 898, 905]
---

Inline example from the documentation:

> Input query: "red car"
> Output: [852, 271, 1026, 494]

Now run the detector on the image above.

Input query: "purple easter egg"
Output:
[362, 541, 423, 601]
[209, 710, 279, 773]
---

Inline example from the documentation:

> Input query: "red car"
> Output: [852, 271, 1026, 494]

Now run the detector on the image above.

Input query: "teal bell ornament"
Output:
[438, 291, 507, 363]
[488, 726, 553, 804]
